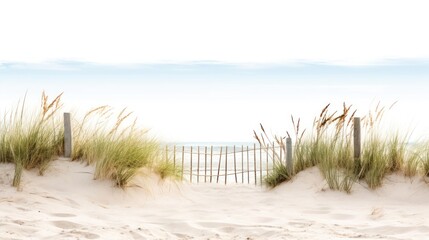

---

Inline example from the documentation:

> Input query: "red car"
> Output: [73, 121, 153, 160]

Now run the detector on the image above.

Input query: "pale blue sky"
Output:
[1, 1, 429, 141]
[1, 62, 428, 142]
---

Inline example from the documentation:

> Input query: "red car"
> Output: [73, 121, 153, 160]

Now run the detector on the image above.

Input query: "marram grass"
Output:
[257, 103, 429, 193]
[265, 163, 292, 188]
[422, 145, 429, 177]
[71, 106, 179, 188]
[0, 93, 64, 188]
[0, 93, 178, 189]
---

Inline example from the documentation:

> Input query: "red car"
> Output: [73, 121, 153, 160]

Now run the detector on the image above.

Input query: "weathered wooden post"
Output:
[286, 137, 293, 174]
[63, 112, 72, 158]
[173, 145, 176, 168]
[354, 117, 361, 174]
[225, 146, 228, 185]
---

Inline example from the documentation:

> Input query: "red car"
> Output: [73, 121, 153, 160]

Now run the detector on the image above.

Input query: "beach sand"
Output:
[1, 159, 429, 240]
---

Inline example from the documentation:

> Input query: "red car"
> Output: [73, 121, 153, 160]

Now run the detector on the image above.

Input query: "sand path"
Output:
[1, 159, 429, 239]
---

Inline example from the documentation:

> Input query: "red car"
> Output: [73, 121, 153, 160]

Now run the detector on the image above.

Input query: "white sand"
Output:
[1, 159, 429, 240]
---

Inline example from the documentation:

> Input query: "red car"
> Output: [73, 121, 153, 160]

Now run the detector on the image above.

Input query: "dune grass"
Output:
[0, 93, 178, 189]
[257, 102, 427, 193]
[422, 145, 429, 177]
[265, 163, 292, 188]
[71, 106, 178, 188]
[0, 93, 64, 188]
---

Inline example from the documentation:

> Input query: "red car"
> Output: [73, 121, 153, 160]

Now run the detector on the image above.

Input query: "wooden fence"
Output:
[62, 113, 362, 186]
[164, 142, 293, 185]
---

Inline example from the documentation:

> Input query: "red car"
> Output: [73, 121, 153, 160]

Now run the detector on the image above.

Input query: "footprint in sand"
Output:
[370, 208, 383, 220]
[69, 230, 100, 239]
[13, 220, 25, 225]
[289, 221, 313, 228]
[129, 230, 146, 240]
[52, 220, 82, 229]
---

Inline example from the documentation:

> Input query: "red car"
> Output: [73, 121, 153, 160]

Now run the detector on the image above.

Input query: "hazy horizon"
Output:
[1, 61, 429, 142]
[1, 1, 429, 142]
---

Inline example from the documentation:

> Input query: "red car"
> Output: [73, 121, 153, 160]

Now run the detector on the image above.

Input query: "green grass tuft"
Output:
[72, 106, 178, 187]
[1, 92, 64, 188]
[265, 163, 292, 188]
[257, 102, 418, 193]
[1, 93, 178, 189]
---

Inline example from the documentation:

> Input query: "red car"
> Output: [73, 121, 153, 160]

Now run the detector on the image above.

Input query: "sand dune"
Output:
[1, 159, 429, 240]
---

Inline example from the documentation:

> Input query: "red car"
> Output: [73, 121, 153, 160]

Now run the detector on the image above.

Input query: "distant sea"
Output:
[167, 142, 259, 147]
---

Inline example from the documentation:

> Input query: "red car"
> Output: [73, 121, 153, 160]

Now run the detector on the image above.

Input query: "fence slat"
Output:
[225, 146, 228, 185]
[216, 146, 223, 183]
[63, 113, 72, 158]
[254, 143, 257, 185]
[272, 142, 275, 165]
[204, 146, 208, 183]
[234, 145, 237, 183]
[181, 146, 185, 180]
[247, 146, 250, 184]
[266, 144, 269, 175]
[259, 143, 262, 185]
[190, 146, 193, 183]
[197, 146, 200, 183]
[210, 146, 213, 183]
[241, 145, 244, 183]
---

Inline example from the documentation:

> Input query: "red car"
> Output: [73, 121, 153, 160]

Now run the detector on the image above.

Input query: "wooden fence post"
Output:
[286, 137, 293, 174]
[225, 146, 228, 185]
[63, 112, 72, 158]
[354, 117, 361, 173]
[173, 145, 176, 168]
